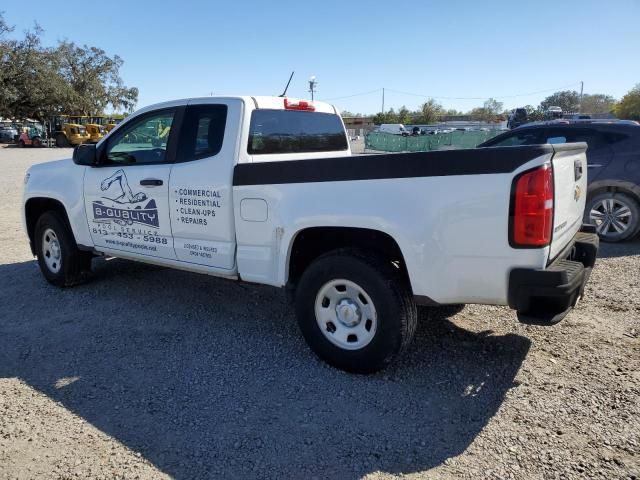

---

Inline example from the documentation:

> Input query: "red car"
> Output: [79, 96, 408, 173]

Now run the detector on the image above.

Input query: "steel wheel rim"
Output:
[589, 198, 633, 236]
[42, 228, 62, 273]
[314, 279, 377, 350]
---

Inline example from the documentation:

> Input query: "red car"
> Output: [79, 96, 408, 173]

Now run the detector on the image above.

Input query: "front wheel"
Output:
[295, 249, 417, 374]
[34, 211, 92, 286]
[586, 192, 640, 242]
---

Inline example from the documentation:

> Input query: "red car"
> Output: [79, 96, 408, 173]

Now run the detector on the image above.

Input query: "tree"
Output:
[0, 20, 70, 120]
[56, 41, 138, 115]
[540, 90, 580, 113]
[579, 93, 616, 114]
[372, 108, 399, 125]
[615, 84, 640, 121]
[468, 98, 503, 122]
[524, 104, 544, 121]
[397, 105, 411, 124]
[483, 98, 503, 121]
[415, 99, 443, 124]
[0, 13, 137, 120]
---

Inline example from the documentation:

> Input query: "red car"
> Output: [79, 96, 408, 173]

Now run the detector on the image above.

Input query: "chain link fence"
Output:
[365, 130, 502, 152]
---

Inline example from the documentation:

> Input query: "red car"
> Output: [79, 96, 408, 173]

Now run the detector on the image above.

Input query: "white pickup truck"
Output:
[22, 96, 599, 373]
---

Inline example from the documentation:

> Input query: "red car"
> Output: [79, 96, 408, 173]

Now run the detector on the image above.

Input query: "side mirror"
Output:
[73, 143, 97, 166]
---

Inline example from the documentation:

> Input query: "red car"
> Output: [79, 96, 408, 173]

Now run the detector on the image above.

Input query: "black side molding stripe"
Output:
[233, 145, 554, 186]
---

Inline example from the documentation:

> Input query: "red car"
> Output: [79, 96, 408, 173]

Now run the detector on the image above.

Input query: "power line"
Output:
[320, 82, 582, 103]
[320, 88, 382, 101]
[385, 82, 582, 100]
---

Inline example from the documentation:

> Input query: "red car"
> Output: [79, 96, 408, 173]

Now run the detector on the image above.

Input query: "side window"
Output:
[545, 128, 609, 150]
[177, 104, 227, 162]
[567, 129, 609, 150]
[105, 110, 175, 165]
[543, 128, 569, 145]
[489, 130, 543, 147]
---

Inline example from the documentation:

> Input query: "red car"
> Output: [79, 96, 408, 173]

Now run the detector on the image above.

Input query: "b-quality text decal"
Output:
[90, 169, 167, 253]
[93, 169, 159, 228]
[93, 201, 159, 227]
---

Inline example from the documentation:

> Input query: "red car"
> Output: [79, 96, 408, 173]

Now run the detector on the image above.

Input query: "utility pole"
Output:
[382, 88, 385, 115]
[308, 76, 318, 101]
[579, 81, 584, 113]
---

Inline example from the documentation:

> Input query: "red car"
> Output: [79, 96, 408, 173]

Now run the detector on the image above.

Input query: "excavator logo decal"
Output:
[92, 169, 159, 228]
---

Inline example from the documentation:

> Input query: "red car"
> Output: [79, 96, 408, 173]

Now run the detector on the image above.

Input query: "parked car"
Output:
[545, 106, 564, 120]
[507, 108, 528, 129]
[479, 122, 640, 242]
[23, 95, 598, 373]
[0, 125, 18, 143]
[378, 123, 410, 136]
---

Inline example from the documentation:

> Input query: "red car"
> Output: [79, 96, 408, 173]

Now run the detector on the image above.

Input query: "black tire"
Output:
[295, 249, 417, 374]
[586, 192, 640, 242]
[31, 136, 42, 148]
[55, 133, 70, 148]
[34, 211, 92, 287]
[18, 139, 25, 148]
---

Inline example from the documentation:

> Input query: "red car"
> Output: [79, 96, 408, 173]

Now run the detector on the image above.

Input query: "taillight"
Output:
[510, 164, 554, 247]
[284, 98, 315, 111]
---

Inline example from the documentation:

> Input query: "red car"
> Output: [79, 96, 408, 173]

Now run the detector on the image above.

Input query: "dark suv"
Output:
[479, 122, 640, 242]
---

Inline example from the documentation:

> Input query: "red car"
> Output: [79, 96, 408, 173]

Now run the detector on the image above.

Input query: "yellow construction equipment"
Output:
[49, 115, 91, 147]
[86, 116, 110, 143]
[105, 114, 125, 132]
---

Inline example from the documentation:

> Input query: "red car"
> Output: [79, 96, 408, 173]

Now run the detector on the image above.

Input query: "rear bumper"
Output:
[508, 224, 599, 325]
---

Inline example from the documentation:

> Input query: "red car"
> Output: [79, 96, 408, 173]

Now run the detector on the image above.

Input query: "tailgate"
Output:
[549, 142, 588, 260]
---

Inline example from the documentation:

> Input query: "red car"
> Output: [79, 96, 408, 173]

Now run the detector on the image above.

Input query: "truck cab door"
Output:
[168, 101, 239, 271]
[83, 107, 181, 260]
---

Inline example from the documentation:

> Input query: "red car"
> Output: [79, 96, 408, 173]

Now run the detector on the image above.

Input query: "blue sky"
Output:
[3, 0, 640, 114]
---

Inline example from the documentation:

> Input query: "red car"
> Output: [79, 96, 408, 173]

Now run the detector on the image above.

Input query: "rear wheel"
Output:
[34, 211, 92, 286]
[31, 136, 42, 148]
[18, 139, 25, 148]
[295, 249, 417, 374]
[586, 192, 640, 242]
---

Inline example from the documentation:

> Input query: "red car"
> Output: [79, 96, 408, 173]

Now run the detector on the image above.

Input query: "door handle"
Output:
[574, 159, 583, 181]
[140, 179, 163, 186]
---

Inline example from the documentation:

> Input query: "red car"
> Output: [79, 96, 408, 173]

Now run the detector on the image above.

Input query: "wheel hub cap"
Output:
[590, 198, 632, 236]
[336, 298, 361, 327]
[42, 228, 62, 273]
[51, 241, 61, 259]
[314, 279, 377, 350]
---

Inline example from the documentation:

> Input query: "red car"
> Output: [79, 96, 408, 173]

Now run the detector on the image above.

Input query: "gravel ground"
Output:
[0, 144, 638, 479]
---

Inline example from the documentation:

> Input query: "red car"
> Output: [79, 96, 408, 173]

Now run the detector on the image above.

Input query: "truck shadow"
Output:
[596, 235, 640, 259]
[0, 258, 530, 479]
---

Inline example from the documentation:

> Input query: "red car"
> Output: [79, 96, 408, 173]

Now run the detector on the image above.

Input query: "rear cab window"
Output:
[248, 110, 348, 155]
